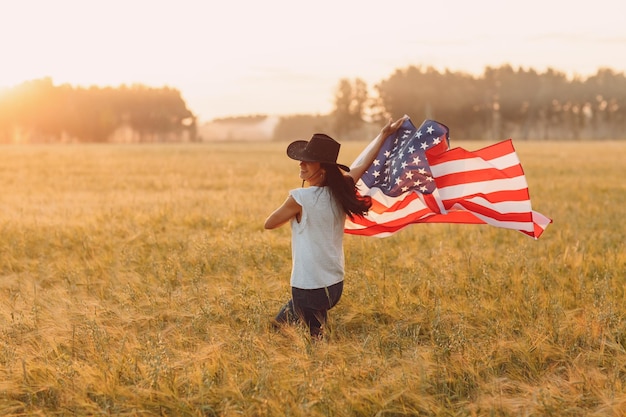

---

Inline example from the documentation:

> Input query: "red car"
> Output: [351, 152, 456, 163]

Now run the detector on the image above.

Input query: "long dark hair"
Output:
[322, 163, 372, 220]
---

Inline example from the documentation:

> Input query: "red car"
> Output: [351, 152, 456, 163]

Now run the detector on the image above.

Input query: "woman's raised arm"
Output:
[347, 115, 408, 182]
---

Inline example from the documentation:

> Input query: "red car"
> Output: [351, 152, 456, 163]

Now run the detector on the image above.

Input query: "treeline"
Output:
[332, 65, 626, 140]
[0, 78, 196, 143]
[246, 65, 626, 142]
[3, 65, 626, 143]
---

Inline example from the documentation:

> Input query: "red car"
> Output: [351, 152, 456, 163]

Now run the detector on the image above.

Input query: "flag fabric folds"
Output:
[344, 117, 552, 239]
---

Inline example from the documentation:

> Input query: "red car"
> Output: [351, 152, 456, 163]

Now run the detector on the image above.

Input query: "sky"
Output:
[1, 0, 625, 123]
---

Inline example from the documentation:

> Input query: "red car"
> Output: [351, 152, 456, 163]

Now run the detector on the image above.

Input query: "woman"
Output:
[264, 116, 407, 338]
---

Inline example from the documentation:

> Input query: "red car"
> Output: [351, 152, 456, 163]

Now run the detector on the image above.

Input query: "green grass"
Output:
[0, 140, 624, 416]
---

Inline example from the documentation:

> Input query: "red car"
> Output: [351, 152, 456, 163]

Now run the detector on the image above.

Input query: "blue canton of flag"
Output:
[361, 118, 450, 197]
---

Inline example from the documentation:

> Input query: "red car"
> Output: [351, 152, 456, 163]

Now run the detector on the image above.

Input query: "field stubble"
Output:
[0, 140, 624, 416]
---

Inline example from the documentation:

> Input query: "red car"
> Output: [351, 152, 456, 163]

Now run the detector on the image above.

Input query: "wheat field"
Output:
[0, 140, 624, 416]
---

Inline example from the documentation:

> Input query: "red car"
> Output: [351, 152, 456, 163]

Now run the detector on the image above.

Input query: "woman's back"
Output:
[289, 186, 345, 290]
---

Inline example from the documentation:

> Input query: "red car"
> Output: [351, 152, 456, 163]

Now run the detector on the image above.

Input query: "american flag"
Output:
[344, 117, 551, 239]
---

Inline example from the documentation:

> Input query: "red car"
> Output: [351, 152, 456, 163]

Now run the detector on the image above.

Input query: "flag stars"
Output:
[360, 119, 449, 197]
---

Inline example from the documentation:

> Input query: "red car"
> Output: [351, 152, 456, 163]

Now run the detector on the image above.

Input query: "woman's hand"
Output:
[380, 115, 408, 138]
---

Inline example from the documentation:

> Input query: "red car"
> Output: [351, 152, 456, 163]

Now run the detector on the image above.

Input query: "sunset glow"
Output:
[1, 0, 625, 122]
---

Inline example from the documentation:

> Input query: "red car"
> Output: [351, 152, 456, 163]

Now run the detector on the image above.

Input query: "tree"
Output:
[0, 79, 196, 143]
[331, 78, 368, 138]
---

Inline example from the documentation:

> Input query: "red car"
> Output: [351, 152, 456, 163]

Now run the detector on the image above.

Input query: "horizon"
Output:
[1, 0, 625, 123]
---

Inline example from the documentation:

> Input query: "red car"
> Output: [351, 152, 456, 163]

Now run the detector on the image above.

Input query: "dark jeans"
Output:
[274, 281, 343, 337]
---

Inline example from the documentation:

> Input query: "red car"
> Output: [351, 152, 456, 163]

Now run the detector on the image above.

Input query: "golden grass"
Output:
[0, 140, 625, 416]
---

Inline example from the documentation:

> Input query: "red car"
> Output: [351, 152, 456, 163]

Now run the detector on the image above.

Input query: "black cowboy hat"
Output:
[286, 133, 350, 172]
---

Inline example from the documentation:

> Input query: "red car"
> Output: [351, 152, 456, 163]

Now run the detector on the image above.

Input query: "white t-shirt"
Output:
[289, 186, 346, 289]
